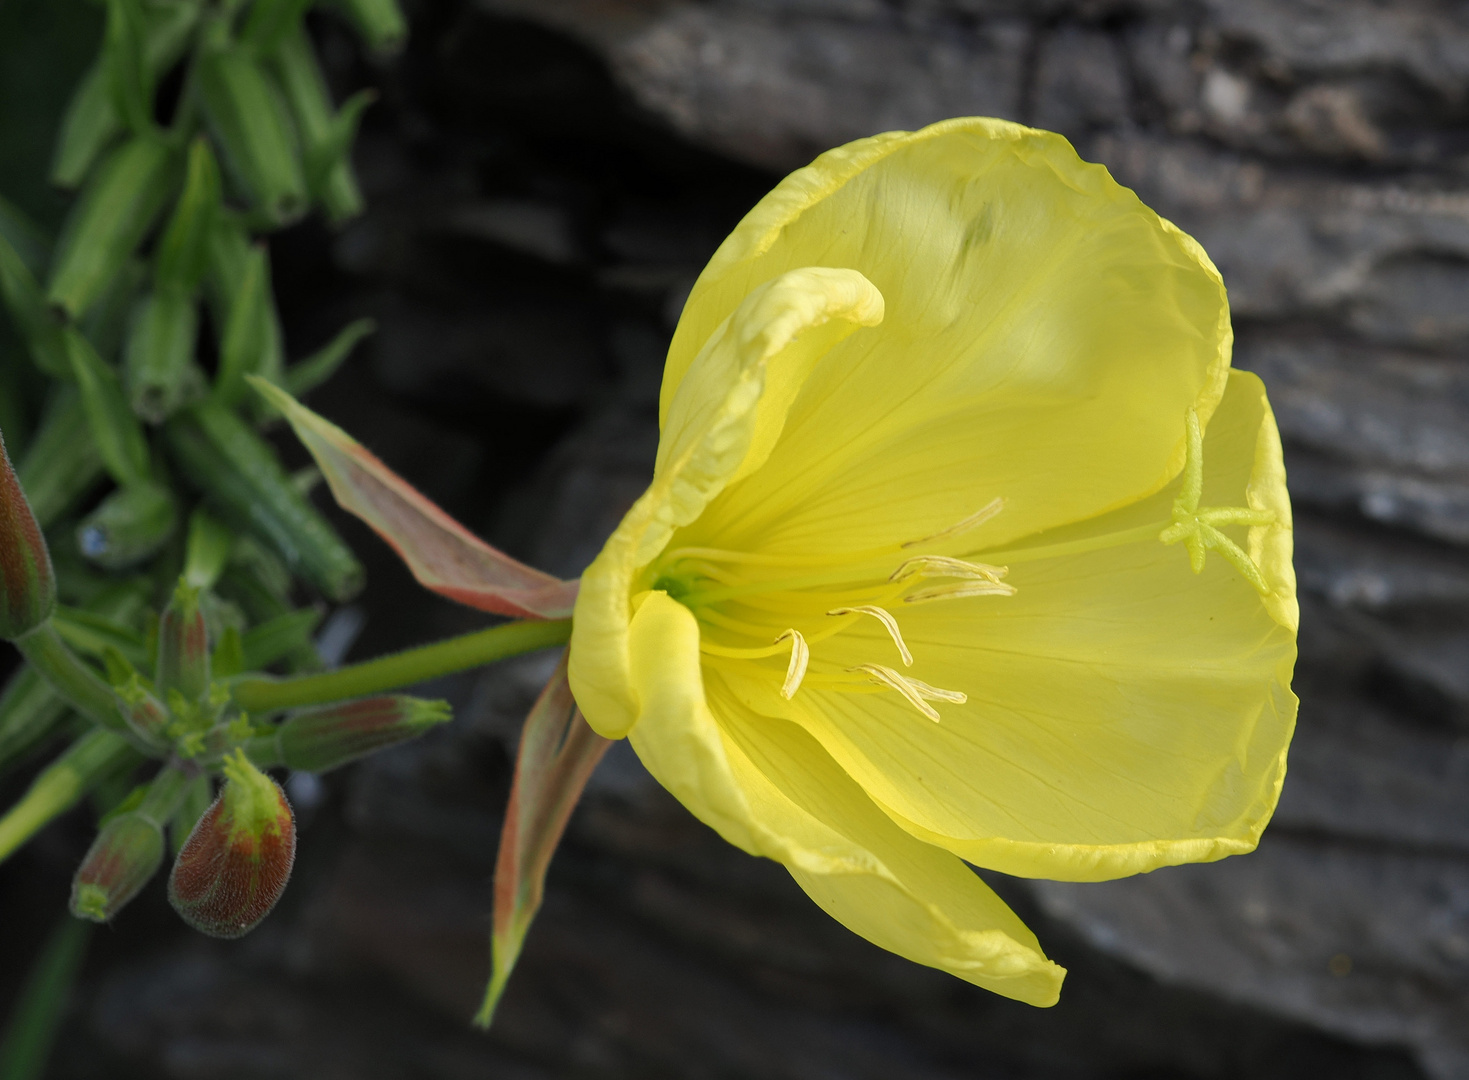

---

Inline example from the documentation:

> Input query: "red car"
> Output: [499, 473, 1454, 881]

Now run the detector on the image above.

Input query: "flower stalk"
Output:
[231, 618, 572, 713]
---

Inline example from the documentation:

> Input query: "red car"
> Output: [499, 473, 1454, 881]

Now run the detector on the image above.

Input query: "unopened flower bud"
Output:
[168, 751, 295, 938]
[116, 674, 171, 745]
[275, 696, 450, 773]
[0, 429, 56, 640]
[70, 811, 165, 922]
[157, 580, 209, 703]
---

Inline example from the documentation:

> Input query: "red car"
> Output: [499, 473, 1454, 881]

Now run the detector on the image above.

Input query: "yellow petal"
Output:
[624, 589, 1065, 1004]
[571, 268, 883, 738]
[727, 371, 1296, 881]
[665, 118, 1231, 559]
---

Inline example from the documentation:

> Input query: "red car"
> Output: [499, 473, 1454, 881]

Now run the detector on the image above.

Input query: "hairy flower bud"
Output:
[156, 580, 209, 703]
[70, 811, 165, 922]
[0, 429, 56, 640]
[275, 695, 450, 773]
[168, 751, 295, 938]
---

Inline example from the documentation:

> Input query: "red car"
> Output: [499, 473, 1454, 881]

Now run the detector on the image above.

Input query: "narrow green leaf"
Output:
[164, 403, 364, 602]
[64, 330, 150, 487]
[51, 607, 149, 668]
[239, 608, 321, 671]
[283, 318, 374, 397]
[16, 389, 104, 529]
[154, 139, 222, 294]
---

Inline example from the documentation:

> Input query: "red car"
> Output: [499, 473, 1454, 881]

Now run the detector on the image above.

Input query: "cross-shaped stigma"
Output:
[1159, 409, 1276, 595]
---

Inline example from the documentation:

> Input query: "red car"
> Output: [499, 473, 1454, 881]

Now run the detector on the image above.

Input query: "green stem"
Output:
[231, 618, 573, 713]
[0, 730, 137, 865]
[0, 916, 91, 1080]
[13, 623, 127, 733]
[137, 765, 190, 826]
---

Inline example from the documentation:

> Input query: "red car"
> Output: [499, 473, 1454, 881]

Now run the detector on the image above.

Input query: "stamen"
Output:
[889, 555, 1008, 584]
[826, 605, 913, 666]
[903, 580, 1016, 604]
[901, 497, 1004, 549]
[775, 629, 810, 699]
[847, 664, 967, 722]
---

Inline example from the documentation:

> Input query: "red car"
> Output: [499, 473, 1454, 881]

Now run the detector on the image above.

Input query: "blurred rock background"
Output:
[2, 0, 1468, 1077]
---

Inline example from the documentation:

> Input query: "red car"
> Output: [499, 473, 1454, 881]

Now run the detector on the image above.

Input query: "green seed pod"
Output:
[330, 0, 406, 55]
[0, 428, 56, 641]
[154, 138, 222, 295]
[104, 0, 153, 136]
[168, 751, 295, 938]
[124, 287, 199, 423]
[196, 48, 307, 226]
[270, 696, 451, 773]
[271, 27, 366, 223]
[156, 581, 209, 705]
[47, 136, 178, 319]
[16, 388, 104, 529]
[164, 404, 364, 601]
[76, 480, 178, 570]
[63, 329, 151, 487]
[51, 1, 202, 190]
[241, 0, 314, 56]
[70, 810, 165, 922]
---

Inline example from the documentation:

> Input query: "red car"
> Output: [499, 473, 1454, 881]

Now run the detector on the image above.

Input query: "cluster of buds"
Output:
[0, 433, 450, 934]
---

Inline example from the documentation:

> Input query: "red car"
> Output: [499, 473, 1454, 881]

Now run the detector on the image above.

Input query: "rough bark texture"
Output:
[2, 1, 1467, 1077]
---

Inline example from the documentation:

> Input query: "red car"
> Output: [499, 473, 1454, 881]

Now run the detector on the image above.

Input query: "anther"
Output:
[826, 605, 913, 666]
[889, 555, 1008, 584]
[903, 580, 1016, 604]
[847, 664, 967, 722]
[901, 497, 1004, 548]
[775, 629, 809, 699]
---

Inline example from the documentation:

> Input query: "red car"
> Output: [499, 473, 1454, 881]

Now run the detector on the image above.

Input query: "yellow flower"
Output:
[568, 118, 1298, 1007]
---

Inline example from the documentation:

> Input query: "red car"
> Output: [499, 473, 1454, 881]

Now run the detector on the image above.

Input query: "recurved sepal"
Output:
[168, 751, 295, 938]
[70, 811, 165, 922]
[275, 695, 450, 773]
[0, 429, 56, 641]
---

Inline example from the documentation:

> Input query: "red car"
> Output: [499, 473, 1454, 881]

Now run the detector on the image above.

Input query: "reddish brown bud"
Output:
[70, 812, 165, 922]
[276, 695, 450, 773]
[168, 751, 295, 938]
[157, 581, 209, 703]
[0, 429, 55, 640]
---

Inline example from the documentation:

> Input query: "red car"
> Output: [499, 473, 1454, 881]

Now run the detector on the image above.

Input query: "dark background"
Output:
[2, 0, 1468, 1077]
